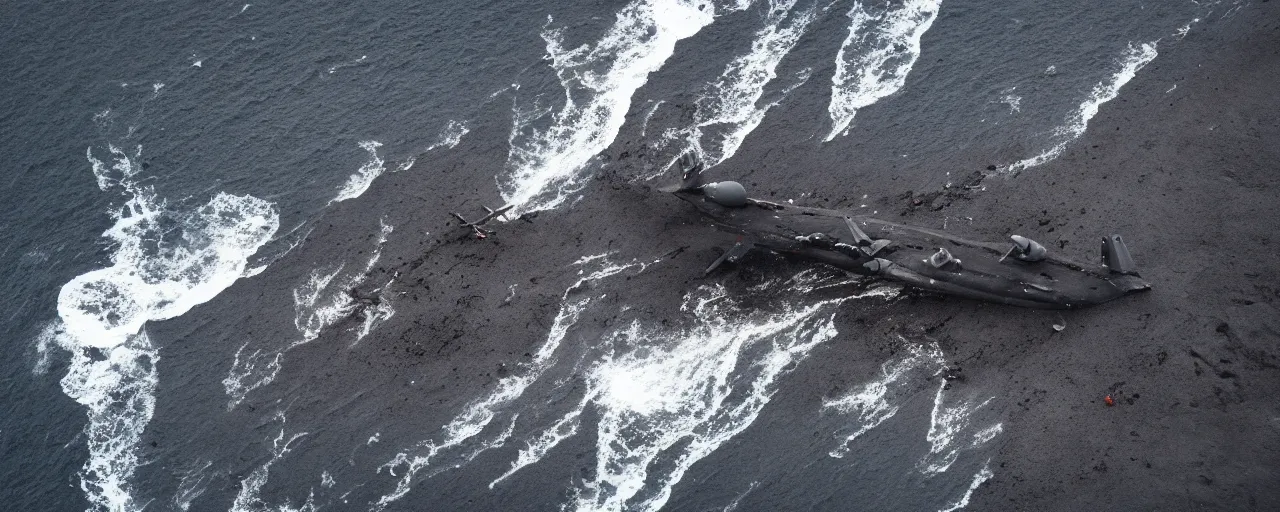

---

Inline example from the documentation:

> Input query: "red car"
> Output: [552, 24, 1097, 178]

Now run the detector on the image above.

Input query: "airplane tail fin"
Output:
[1101, 234, 1138, 274]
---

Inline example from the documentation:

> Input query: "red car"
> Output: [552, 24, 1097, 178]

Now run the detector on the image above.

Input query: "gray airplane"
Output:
[664, 154, 1150, 309]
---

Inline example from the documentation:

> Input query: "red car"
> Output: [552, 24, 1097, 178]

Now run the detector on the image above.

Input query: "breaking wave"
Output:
[332, 141, 385, 203]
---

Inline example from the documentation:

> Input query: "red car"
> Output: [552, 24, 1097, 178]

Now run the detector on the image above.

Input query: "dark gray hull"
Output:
[678, 193, 1151, 309]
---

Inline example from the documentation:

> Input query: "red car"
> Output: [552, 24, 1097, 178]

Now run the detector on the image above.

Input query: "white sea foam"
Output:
[55, 146, 278, 510]
[999, 86, 1021, 115]
[824, 339, 945, 458]
[223, 221, 395, 408]
[938, 460, 993, 512]
[375, 255, 646, 509]
[32, 320, 61, 375]
[229, 411, 313, 512]
[825, 0, 941, 142]
[172, 459, 213, 511]
[332, 141, 385, 203]
[566, 284, 897, 512]
[428, 120, 470, 151]
[639, 100, 665, 137]
[498, 0, 720, 215]
[1002, 41, 1158, 174]
[675, 0, 814, 167]
[919, 379, 1002, 475]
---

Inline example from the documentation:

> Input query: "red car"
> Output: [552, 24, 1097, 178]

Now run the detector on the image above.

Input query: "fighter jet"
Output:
[665, 154, 1150, 309]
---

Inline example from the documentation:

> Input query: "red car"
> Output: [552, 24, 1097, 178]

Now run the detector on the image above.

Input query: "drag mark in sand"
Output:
[825, 0, 941, 142]
[498, 0, 729, 216]
[56, 144, 278, 511]
[1001, 41, 1158, 174]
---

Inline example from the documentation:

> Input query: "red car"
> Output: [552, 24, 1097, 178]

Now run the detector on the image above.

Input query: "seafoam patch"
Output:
[331, 141, 385, 203]
[474, 273, 896, 512]
[375, 254, 648, 510]
[825, 0, 942, 142]
[1001, 41, 1158, 174]
[823, 339, 945, 458]
[498, 0, 726, 215]
[56, 145, 278, 510]
[672, 0, 815, 168]
[223, 220, 395, 409]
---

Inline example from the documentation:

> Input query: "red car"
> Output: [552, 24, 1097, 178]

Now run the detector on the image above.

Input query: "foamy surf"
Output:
[825, 0, 941, 142]
[824, 339, 945, 458]
[375, 255, 647, 510]
[1001, 41, 1158, 174]
[673, 0, 814, 167]
[56, 145, 279, 511]
[331, 141, 385, 203]
[498, 0, 723, 216]
[223, 220, 395, 409]
[464, 273, 898, 512]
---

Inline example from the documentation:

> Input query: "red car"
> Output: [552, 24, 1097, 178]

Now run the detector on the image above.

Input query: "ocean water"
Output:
[1, 0, 1221, 510]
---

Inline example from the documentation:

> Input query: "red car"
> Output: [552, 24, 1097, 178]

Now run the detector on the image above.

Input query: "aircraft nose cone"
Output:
[703, 181, 748, 207]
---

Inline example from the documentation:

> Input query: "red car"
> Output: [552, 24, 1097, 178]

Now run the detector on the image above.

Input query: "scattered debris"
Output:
[1052, 315, 1066, 332]
[1104, 394, 1115, 407]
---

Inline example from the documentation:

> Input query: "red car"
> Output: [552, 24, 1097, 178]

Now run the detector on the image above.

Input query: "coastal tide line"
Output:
[825, 0, 942, 142]
[498, 0, 726, 216]
[823, 338, 945, 458]
[331, 141, 385, 203]
[56, 145, 278, 511]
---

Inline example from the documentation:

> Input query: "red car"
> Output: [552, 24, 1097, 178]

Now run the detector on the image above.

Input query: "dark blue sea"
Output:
[1, 0, 1233, 510]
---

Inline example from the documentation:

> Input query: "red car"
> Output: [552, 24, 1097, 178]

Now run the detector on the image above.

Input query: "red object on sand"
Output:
[1104, 394, 1115, 407]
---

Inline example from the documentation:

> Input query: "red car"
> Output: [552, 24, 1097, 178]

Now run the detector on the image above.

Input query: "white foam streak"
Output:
[920, 379, 1002, 475]
[678, 0, 814, 167]
[331, 141, 385, 203]
[570, 285, 871, 512]
[229, 412, 313, 512]
[498, 0, 718, 215]
[375, 255, 643, 509]
[825, 0, 941, 142]
[57, 146, 278, 510]
[59, 331, 158, 512]
[824, 340, 944, 458]
[1002, 42, 1158, 173]
[172, 460, 213, 511]
[427, 120, 470, 151]
[938, 460, 993, 512]
[223, 221, 395, 408]
[33, 320, 61, 375]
